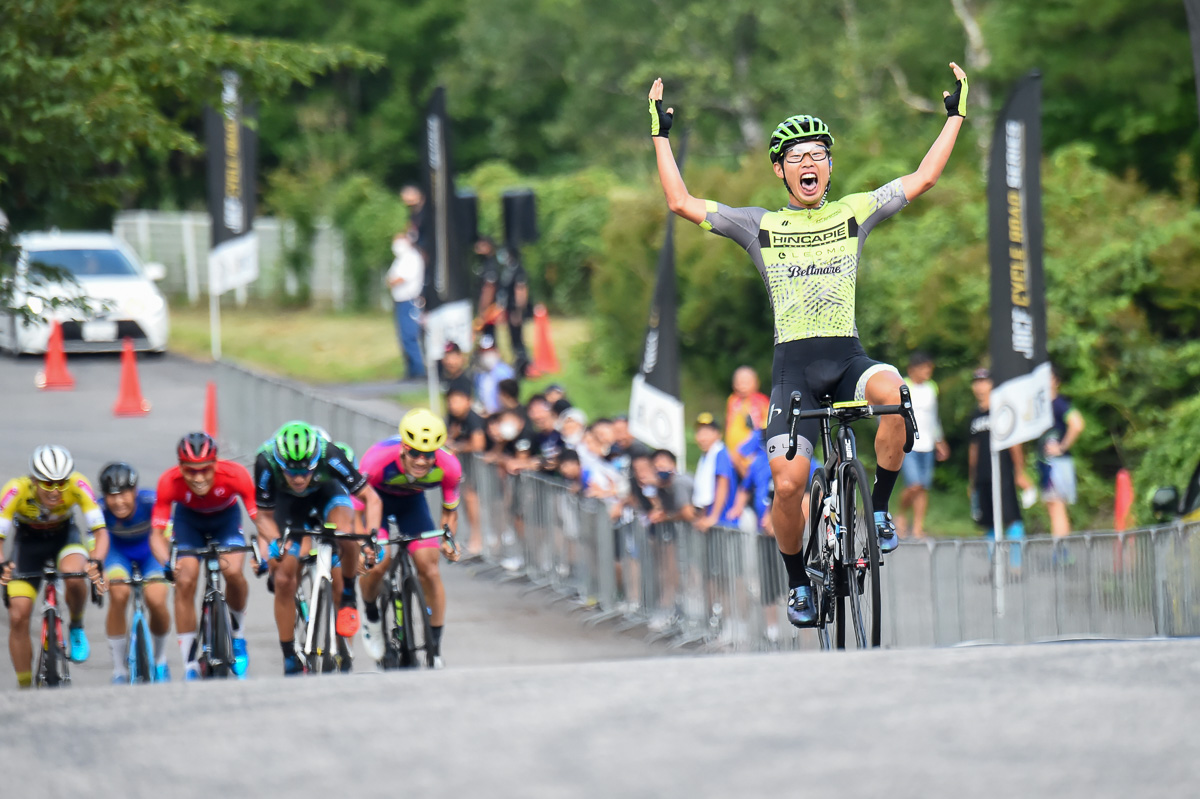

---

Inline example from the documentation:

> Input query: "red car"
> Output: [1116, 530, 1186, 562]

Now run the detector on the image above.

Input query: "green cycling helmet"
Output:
[273, 421, 324, 473]
[768, 115, 834, 163]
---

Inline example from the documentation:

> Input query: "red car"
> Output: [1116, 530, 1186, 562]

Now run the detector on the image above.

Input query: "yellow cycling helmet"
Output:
[399, 408, 447, 452]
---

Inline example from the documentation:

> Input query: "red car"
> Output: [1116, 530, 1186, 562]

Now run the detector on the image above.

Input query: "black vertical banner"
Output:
[1186, 0, 1200, 132]
[420, 87, 468, 312]
[204, 70, 258, 294]
[204, 71, 257, 251]
[987, 72, 1051, 450]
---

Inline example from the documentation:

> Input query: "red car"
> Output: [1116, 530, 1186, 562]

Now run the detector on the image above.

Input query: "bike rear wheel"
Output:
[803, 468, 833, 651]
[401, 574, 434, 668]
[842, 459, 881, 649]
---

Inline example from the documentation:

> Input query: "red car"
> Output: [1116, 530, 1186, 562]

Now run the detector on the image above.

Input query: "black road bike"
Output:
[786, 369, 917, 650]
[376, 522, 455, 670]
[171, 541, 258, 678]
[6, 561, 101, 688]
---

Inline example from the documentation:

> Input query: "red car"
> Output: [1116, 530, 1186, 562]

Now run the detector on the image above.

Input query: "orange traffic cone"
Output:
[204, 380, 219, 438]
[113, 337, 151, 416]
[531, 304, 560, 374]
[36, 321, 74, 390]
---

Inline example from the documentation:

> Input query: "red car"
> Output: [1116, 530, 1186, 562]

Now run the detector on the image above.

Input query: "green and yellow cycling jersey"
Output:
[700, 179, 908, 343]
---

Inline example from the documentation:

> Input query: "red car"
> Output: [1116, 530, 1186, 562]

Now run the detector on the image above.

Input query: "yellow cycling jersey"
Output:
[0, 473, 106, 538]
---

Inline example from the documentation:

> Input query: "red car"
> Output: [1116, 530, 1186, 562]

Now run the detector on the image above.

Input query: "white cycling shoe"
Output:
[361, 616, 385, 661]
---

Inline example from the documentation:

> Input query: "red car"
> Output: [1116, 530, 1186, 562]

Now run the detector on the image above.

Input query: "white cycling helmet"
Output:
[30, 444, 74, 482]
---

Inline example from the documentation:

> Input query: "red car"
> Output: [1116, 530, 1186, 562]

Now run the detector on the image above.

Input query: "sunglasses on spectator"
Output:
[36, 479, 70, 493]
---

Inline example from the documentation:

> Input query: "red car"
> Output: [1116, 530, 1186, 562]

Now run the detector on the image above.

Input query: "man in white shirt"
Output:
[387, 225, 426, 380]
[897, 352, 950, 539]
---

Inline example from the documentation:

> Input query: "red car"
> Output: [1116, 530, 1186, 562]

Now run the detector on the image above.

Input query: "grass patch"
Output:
[171, 304, 405, 384]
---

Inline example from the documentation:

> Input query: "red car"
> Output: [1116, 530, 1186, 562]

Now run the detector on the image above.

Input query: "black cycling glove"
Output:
[649, 98, 673, 138]
[944, 76, 968, 118]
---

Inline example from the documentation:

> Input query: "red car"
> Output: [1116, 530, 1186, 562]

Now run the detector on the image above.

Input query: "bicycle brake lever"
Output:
[898, 384, 917, 454]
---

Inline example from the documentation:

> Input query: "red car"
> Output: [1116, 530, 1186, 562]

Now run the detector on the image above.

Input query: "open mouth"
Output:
[799, 172, 819, 192]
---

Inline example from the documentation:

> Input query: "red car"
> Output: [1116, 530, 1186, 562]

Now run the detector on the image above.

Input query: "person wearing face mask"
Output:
[474, 335, 515, 415]
[557, 407, 588, 451]
[387, 221, 427, 381]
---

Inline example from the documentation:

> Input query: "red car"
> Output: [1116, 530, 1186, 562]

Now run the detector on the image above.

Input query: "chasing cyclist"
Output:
[152, 432, 261, 679]
[649, 62, 968, 627]
[252, 421, 382, 676]
[0, 445, 107, 687]
[358, 409, 461, 668]
[98, 462, 173, 683]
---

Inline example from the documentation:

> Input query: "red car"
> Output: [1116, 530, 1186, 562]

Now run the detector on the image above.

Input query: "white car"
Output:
[0, 231, 169, 354]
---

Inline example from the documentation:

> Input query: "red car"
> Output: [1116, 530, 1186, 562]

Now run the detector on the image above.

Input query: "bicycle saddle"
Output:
[804, 359, 844, 405]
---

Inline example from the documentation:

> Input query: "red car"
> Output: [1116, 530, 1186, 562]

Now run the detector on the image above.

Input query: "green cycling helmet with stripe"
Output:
[768, 115, 835, 163]
[273, 421, 324, 473]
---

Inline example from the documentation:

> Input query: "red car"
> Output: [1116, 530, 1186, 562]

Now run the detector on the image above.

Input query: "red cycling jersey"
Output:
[151, 461, 258, 530]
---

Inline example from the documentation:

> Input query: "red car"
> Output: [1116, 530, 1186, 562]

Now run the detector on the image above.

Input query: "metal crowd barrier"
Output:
[216, 360, 1200, 652]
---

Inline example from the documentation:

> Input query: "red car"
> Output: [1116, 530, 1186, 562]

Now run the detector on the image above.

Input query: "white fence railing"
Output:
[114, 211, 352, 308]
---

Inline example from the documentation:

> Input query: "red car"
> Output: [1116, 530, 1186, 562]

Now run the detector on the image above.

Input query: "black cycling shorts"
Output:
[263, 482, 355, 536]
[763, 337, 898, 463]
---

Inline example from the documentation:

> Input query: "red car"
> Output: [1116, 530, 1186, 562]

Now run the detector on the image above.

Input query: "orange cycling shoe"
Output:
[336, 606, 360, 638]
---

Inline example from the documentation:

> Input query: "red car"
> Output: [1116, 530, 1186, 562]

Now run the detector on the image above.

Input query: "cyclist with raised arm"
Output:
[253, 422, 382, 675]
[152, 433, 261, 679]
[0, 445, 107, 687]
[358, 409, 461, 668]
[97, 462, 173, 683]
[649, 62, 968, 627]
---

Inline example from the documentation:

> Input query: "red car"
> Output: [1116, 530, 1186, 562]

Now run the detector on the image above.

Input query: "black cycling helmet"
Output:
[177, 431, 218, 463]
[98, 462, 139, 494]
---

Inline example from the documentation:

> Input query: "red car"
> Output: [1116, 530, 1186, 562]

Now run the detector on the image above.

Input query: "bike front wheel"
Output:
[38, 609, 69, 687]
[203, 595, 235, 678]
[841, 459, 881, 649]
[306, 579, 337, 674]
[130, 614, 154, 683]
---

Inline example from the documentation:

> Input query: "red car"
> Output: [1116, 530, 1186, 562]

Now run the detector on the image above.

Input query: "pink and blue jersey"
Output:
[359, 436, 461, 510]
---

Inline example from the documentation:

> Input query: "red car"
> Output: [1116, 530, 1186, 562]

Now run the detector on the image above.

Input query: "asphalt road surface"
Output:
[2, 352, 1199, 797]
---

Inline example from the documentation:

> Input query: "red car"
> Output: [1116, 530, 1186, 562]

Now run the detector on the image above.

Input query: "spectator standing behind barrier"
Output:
[439, 342, 473, 398]
[474, 335, 515, 415]
[445, 386, 486, 556]
[1039, 363, 1085, 540]
[967, 368, 1032, 572]
[557, 407, 587, 451]
[526, 395, 565, 473]
[692, 413, 739, 531]
[386, 224, 426, 381]
[725, 366, 770, 476]
[897, 352, 950, 540]
[651, 450, 695, 524]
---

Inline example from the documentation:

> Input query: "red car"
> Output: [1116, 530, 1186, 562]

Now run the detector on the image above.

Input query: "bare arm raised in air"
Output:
[648, 78, 707, 225]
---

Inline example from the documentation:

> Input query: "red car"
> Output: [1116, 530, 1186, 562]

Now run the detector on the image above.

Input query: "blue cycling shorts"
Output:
[172, 504, 246, 557]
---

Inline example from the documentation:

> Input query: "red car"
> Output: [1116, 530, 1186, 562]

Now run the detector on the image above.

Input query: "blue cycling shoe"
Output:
[874, 511, 899, 554]
[786, 585, 818, 628]
[185, 665, 200, 681]
[111, 674, 128, 685]
[68, 627, 90, 663]
[283, 654, 304, 676]
[155, 663, 171, 682]
[232, 638, 249, 678]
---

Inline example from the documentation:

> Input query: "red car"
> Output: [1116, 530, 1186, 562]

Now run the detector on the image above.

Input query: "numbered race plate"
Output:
[81, 320, 118, 342]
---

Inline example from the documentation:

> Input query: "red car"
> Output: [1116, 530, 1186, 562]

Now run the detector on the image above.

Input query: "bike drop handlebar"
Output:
[378, 523, 457, 558]
[5, 563, 104, 606]
[785, 384, 919, 461]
